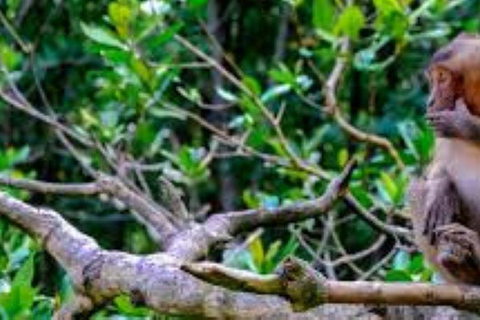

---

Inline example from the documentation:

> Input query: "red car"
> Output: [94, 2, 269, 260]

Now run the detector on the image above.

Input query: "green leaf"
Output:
[242, 76, 262, 96]
[260, 84, 291, 103]
[12, 253, 34, 289]
[265, 241, 281, 264]
[108, 2, 132, 38]
[269, 64, 297, 86]
[0, 254, 36, 317]
[188, 0, 208, 8]
[372, 0, 409, 39]
[337, 149, 348, 167]
[373, 0, 402, 15]
[334, 5, 365, 40]
[380, 172, 398, 203]
[313, 0, 336, 31]
[408, 254, 424, 274]
[392, 250, 410, 270]
[385, 270, 412, 282]
[108, 2, 132, 27]
[80, 22, 127, 50]
[249, 237, 264, 270]
[130, 56, 152, 85]
[148, 23, 183, 48]
[216, 87, 238, 103]
[114, 295, 150, 316]
[0, 42, 21, 71]
[149, 107, 187, 120]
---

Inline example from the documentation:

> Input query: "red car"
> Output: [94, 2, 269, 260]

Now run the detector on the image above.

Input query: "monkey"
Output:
[409, 33, 480, 284]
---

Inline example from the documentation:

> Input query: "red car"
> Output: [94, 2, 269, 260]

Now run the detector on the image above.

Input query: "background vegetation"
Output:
[0, 0, 479, 318]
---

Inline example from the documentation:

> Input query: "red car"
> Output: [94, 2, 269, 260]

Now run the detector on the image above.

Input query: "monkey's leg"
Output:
[423, 176, 461, 245]
[435, 223, 480, 284]
[409, 179, 471, 283]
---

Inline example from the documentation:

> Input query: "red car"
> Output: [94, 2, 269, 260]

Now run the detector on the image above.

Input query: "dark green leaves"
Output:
[0, 254, 37, 318]
[386, 252, 434, 282]
[313, 0, 336, 31]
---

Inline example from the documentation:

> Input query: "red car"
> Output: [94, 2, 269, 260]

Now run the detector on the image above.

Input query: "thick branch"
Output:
[0, 190, 365, 319]
[183, 257, 480, 313]
[0, 177, 478, 319]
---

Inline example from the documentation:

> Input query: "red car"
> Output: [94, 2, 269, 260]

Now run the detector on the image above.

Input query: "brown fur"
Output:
[410, 33, 480, 284]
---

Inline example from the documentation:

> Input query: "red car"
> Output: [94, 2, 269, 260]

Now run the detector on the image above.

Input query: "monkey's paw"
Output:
[427, 99, 477, 139]
[435, 223, 480, 265]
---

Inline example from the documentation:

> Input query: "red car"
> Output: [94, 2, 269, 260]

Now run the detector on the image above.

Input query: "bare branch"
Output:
[0, 175, 179, 244]
[158, 177, 190, 221]
[0, 171, 477, 319]
[166, 159, 356, 260]
[183, 257, 480, 313]
[0, 190, 369, 319]
[0, 176, 100, 195]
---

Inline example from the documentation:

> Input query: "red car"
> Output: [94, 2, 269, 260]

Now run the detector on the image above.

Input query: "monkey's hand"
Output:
[435, 223, 480, 284]
[427, 99, 480, 140]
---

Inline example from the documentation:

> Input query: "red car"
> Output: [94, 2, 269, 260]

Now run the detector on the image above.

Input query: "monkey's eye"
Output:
[435, 68, 451, 84]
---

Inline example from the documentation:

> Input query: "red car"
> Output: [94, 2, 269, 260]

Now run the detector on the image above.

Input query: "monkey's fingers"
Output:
[426, 113, 456, 137]
[423, 208, 439, 245]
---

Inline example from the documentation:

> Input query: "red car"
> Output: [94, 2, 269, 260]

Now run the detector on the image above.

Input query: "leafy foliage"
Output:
[0, 0, 479, 317]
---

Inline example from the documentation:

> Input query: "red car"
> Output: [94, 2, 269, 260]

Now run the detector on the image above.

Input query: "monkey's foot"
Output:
[435, 223, 480, 265]
[434, 223, 480, 284]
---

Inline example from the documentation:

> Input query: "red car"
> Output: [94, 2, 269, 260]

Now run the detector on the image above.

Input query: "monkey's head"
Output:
[426, 33, 480, 115]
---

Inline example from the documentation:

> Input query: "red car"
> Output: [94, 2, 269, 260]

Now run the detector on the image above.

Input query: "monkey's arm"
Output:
[427, 99, 480, 140]
[409, 178, 479, 284]
[422, 167, 461, 244]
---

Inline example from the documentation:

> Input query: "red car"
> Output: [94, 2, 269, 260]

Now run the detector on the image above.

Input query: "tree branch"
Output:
[166, 159, 356, 260]
[183, 257, 480, 313]
[0, 189, 368, 319]
[0, 175, 179, 245]
[324, 39, 406, 171]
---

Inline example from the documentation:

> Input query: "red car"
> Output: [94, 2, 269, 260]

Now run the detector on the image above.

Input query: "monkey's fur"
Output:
[410, 33, 480, 284]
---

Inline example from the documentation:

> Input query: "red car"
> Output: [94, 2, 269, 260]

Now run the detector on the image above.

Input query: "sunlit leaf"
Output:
[249, 237, 264, 270]
[108, 2, 132, 37]
[392, 250, 410, 270]
[334, 5, 365, 40]
[80, 22, 127, 50]
[216, 87, 238, 103]
[260, 84, 291, 103]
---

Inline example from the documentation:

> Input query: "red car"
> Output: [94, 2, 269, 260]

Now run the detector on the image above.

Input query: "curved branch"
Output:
[0, 190, 366, 319]
[184, 258, 480, 313]
[166, 159, 356, 260]
[0, 175, 179, 244]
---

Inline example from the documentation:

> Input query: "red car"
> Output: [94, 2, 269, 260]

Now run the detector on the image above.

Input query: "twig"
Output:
[323, 38, 406, 171]
[0, 175, 179, 244]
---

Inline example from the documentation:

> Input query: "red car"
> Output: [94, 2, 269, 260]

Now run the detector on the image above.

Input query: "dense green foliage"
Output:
[0, 0, 479, 317]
